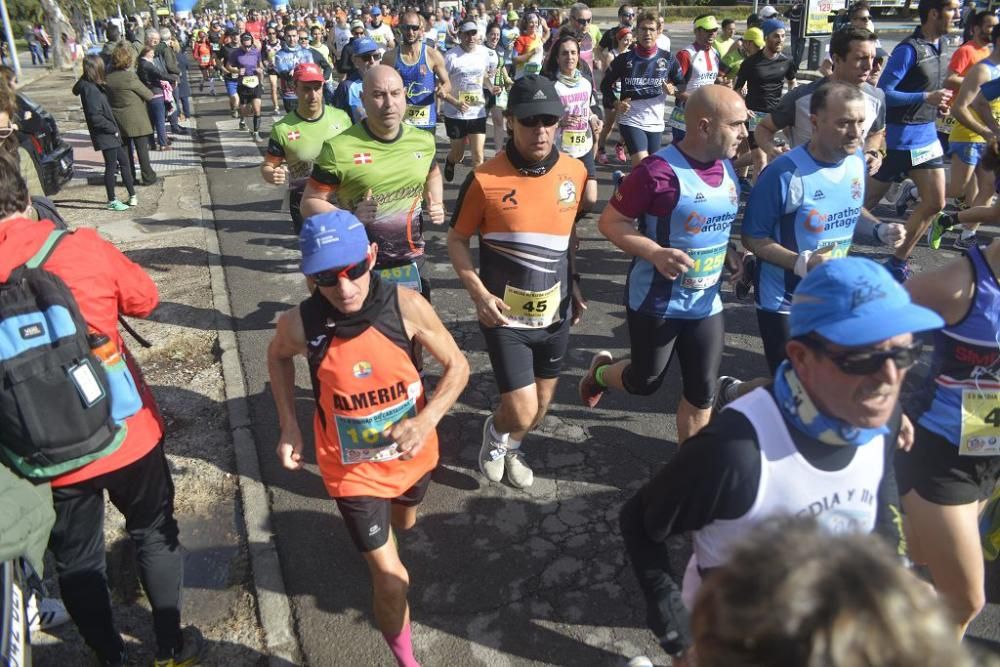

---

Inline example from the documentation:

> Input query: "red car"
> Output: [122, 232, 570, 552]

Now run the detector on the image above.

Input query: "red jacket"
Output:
[0, 217, 163, 487]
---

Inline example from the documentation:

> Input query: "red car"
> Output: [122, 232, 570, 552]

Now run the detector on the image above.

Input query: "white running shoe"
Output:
[479, 415, 507, 482]
[505, 450, 534, 489]
[27, 595, 70, 632]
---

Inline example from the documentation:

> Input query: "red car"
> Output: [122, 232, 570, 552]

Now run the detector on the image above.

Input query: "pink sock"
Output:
[383, 623, 419, 667]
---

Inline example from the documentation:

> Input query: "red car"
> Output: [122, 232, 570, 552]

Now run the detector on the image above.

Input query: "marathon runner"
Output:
[218, 30, 241, 119]
[927, 21, 1000, 250]
[596, 26, 634, 165]
[732, 17, 797, 180]
[603, 10, 682, 180]
[261, 63, 351, 234]
[864, 0, 956, 283]
[666, 15, 722, 145]
[567, 3, 602, 73]
[448, 75, 587, 489]
[484, 21, 515, 153]
[382, 11, 451, 133]
[511, 13, 546, 79]
[741, 81, 903, 375]
[262, 24, 284, 115]
[578, 86, 746, 443]
[549, 34, 602, 213]
[274, 24, 317, 113]
[303, 66, 443, 300]
[367, 7, 396, 53]
[900, 236, 1000, 637]
[267, 210, 468, 667]
[225, 32, 265, 141]
[442, 22, 495, 182]
[332, 37, 381, 123]
[755, 27, 886, 175]
[619, 257, 940, 662]
[597, 4, 636, 61]
[193, 31, 217, 95]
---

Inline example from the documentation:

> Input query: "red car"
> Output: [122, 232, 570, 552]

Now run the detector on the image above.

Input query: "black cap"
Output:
[507, 75, 565, 119]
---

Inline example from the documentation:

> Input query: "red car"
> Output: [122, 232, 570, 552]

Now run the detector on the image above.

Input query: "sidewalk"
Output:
[20, 74, 269, 665]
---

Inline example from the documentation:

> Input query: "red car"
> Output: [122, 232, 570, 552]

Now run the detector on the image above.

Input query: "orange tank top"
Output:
[303, 283, 438, 498]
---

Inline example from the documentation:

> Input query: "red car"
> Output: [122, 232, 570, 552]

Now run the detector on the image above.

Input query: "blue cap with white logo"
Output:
[352, 37, 379, 56]
[789, 258, 944, 346]
[299, 210, 370, 276]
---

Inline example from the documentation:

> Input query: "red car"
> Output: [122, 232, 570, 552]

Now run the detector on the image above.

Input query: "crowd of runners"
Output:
[3, 0, 1000, 664]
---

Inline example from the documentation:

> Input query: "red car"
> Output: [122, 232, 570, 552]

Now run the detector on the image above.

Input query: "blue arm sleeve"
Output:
[878, 44, 927, 108]
[742, 160, 792, 239]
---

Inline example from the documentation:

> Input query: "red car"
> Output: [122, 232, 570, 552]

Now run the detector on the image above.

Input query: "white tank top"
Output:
[681, 45, 719, 93]
[681, 387, 884, 608]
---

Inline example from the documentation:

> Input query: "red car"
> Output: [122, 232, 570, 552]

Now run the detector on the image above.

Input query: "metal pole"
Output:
[0, 0, 20, 79]
[86, 0, 97, 45]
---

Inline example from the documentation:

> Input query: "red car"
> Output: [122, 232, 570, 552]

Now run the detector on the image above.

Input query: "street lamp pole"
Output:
[0, 0, 21, 79]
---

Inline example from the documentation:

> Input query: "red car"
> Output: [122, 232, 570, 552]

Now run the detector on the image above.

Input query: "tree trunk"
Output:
[39, 0, 78, 70]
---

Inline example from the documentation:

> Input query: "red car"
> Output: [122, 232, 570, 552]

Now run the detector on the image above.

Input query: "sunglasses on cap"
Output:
[800, 336, 921, 375]
[310, 252, 372, 286]
[518, 114, 559, 127]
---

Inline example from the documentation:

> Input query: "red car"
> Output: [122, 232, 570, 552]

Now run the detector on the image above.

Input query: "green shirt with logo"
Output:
[310, 122, 436, 267]
[266, 105, 352, 184]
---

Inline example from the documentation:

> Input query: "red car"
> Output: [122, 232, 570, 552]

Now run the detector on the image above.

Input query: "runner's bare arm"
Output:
[447, 227, 511, 327]
[429, 48, 452, 98]
[754, 114, 788, 160]
[301, 178, 339, 218]
[742, 234, 833, 272]
[951, 64, 993, 139]
[905, 256, 975, 327]
[267, 307, 309, 470]
[970, 91, 1000, 140]
[598, 201, 694, 279]
[389, 289, 470, 459]
[424, 163, 445, 224]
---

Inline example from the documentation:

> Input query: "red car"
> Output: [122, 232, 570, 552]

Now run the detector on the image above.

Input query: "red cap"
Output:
[294, 62, 325, 83]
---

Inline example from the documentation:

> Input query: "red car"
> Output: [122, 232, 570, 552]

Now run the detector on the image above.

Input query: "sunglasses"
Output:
[402, 24, 422, 31]
[622, 12, 635, 17]
[0, 126, 13, 140]
[801, 337, 921, 375]
[518, 114, 559, 127]
[359, 52, 381, 61]
[575, 17, 592, 23]
[310, 255, 371, 286]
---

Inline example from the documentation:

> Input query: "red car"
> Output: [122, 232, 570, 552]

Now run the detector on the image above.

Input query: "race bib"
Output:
[935, 113, 956, 136]
[460, 89, 484, 106]
[404, 104, 432, 126]
[681, 242, 728, 290]
[910, 139, 944, 167]
[241, 75, 260, 87]
[748, 110, 765, 132]
[287, 159, 313, 180]
[503, 282, 560, 328]
[667, 105, 686, 131]
[959, 389, 1000, 456]
[523, 61, 541, 75]
[817, 235, 853, 259]
[211, 43, 220, 52]
[378, 261, 422, 292]
[335, 396, 418, 464]
[561, 129, 589, 153]
[199, 54, 210, 65]
[495, 89, 508, 109]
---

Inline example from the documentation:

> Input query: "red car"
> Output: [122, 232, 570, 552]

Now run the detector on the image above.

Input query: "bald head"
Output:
[362, 65, 406, 135]
[363, 65, 403, 92]
[679, 85, 748, 161]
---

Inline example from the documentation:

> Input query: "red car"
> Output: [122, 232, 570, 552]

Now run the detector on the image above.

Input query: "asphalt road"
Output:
[195, 35, 1000, 665]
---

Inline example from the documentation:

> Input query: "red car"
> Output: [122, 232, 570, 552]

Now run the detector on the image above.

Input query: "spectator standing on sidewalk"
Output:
[73, 55, 136, 211]
[25, 25, 43, 65]
[0, 158, 203, 667]
[137, 46, 171, 151]
[105, 45, 158, 185]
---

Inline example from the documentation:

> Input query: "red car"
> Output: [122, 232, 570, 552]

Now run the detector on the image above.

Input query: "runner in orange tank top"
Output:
[267, 210, 468, 667]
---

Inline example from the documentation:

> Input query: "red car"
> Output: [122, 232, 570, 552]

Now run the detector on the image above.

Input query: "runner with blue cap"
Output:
[267, 210, 469, 667]
[619, 256, 942, 664]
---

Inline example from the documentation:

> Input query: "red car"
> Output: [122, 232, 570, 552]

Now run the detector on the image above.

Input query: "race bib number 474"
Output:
[960, 389, 1000, 456]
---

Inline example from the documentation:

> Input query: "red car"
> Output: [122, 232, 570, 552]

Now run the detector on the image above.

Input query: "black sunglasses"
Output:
[402, 24, 422, 31]
[621, 12, 635, 17]
[311, 257, 370, 286]
[359, 52, 381, 61]
[575, 17, 592, 23]
[518, 114, 559, 127]
[800, 337, 921, 375]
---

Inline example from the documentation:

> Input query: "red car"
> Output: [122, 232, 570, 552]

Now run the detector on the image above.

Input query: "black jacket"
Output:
[137, 57, 167, 95]
[72, 78, 123, 151]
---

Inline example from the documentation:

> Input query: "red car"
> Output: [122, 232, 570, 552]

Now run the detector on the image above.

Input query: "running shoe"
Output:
[926, 212, 953, 250]
[714, 376, 742, 414]
[127, 194, 138, 207]
[579, 350, 613, 408]
[953, 232, 980, 251]
[238, 118, 247, 131]
[154, 626, 205, 667]
[444, 159, 455, 183]
[479, 415, 507, 483]
[505, 450, 534, 488]
[106, 200, 129, 211]
[894, 178, 917, 217]
[883, 256, 912, 283]
[734, 253, 756, 301]
[230, 108, 238, 118]
[27, 595, 70, 632]
[626, 658, 654, 667]
[596, 151, 609, 165]
[615, 142, 627, 162]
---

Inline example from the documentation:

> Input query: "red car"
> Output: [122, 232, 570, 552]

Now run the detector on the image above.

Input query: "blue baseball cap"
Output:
[299, 210, 370, 276]
[352, 37, 379, 56]
[760, 18, 785, 35]
[789, 258, 944, 346]
[370, 6, 382, 16]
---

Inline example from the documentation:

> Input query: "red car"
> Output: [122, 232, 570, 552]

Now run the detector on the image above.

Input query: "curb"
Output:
[193, 116, 301, 663]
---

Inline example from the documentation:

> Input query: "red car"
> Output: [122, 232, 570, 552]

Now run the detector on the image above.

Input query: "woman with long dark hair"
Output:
[73, 55, 136, 210]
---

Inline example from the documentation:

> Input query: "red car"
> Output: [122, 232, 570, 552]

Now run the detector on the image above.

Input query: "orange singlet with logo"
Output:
[304, 288, 437, 498]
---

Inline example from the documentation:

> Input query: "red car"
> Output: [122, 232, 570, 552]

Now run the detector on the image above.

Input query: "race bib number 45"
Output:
[503, 283, 560, 328]
[335, 397, 418, 464]
[959, 389, 1000, 456]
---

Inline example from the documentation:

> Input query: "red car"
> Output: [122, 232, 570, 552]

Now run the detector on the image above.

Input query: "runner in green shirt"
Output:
[262, 62, 351, 233]
[302, 65, 444, 298]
